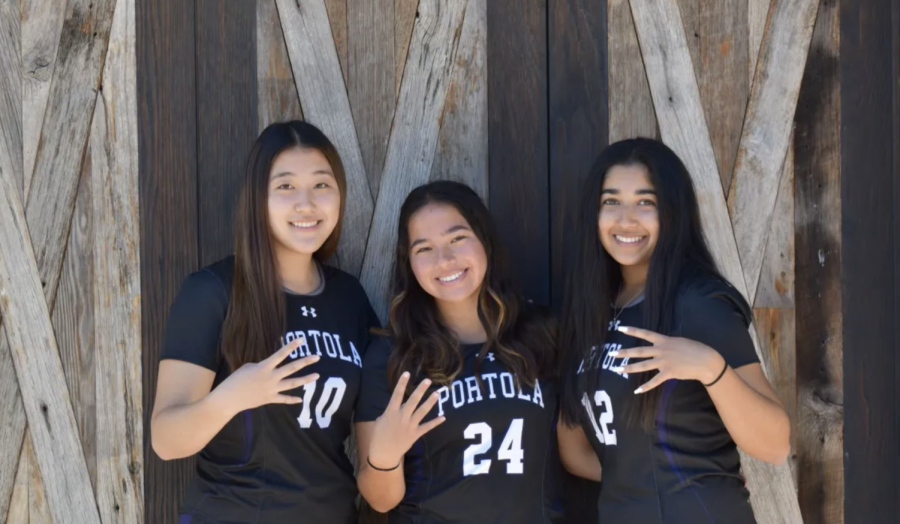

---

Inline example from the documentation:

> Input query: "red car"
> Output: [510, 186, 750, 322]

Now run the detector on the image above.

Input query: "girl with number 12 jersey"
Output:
[354, 181, 561, 523]
[150, 121, 379, 524]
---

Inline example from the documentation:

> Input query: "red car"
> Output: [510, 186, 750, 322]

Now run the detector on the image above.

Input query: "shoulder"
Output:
[675, 274, 752, 328]
[321, 264, 370, 301]
[177, 256, 233, 307]
[362, 334, 393, 369]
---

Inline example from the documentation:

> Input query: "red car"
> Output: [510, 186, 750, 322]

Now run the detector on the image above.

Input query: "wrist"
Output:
[368, 450, 402, 470]
[701, 351, 726, 385]
[205, 385, 242, 419]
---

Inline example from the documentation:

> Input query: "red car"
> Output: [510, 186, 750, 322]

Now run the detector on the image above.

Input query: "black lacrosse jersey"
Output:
[160, 256, 379, 524]
[356, 336, 559, 524]
[575, 277, 759, 524]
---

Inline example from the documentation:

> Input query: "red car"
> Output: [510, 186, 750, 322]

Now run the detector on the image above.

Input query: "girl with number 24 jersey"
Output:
[355, 181, 560, 524]
[151, 121, 378, 524]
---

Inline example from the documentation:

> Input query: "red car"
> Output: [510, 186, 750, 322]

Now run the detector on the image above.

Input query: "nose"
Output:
[617, 203, 639, 226]
[437, 245, 456, 266]
[293, 189, 314, 212]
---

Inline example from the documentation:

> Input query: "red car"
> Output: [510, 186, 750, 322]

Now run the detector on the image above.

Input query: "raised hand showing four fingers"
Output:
[215, 336, 321, 413]
[609, 326, 727, 394]
[367, 372, 446, 470]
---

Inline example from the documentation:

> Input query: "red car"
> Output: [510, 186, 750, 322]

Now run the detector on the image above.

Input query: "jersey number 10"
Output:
[582, 391, 617, 445]
[463, 419, 525, 476]
[297, 377, 347, 429]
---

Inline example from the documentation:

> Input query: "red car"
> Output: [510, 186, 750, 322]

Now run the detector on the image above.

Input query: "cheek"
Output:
[409, 257, 432, 287]
[316, 191, 341, 217]
[640, 209, 660, 236]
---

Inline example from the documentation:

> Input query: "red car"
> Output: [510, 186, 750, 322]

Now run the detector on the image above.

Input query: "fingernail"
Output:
[611, 367, 624, 373]
[402, 372, 410, 378]
[608, 350, 619, 357]
[634, 387, 643, 394]
[617, 326, 629, 333]
[423, 379, 432, 385]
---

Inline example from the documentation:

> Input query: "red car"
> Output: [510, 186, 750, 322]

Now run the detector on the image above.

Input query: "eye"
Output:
[638, 199, 657, 206]
[450, 235, 468, 243]
[275, 183, 293, 190]
[414, 246, 432, 255]
[314, 181, 331, 189]
[601, 198, 619, 206]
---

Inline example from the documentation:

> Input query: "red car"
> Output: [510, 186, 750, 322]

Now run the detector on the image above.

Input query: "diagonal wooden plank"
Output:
[6, 441, 30, 524]
[754, 145, 795, 309]
[348, 0, 394, 196]
[359, 0, 469, 320]
[608, 0, 658, 142]
[323, 0, 349, 85]
[727, 0, 820, 306]
[628, 1, 804, 523]
[0, 161, 100, 524]
[428, 0, 487, 199]
[20, 0, 66, 200]
[395, 0, 419, 97]
[92, 0, 143, 522]
[277, 0, 374, 276]
[748, 0, 771, 81]
[0, 327, 26, 523]
[258, 0, 303, 130]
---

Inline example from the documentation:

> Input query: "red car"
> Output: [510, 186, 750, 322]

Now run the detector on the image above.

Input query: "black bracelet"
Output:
[703, 360, 729, 387]
[367, 455, 401, 472]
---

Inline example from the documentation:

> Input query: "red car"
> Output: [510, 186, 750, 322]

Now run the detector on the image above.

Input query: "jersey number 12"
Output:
[582, 391, 617, 445]
[297, 377, 346, 429]
[463, 419, 524, 476]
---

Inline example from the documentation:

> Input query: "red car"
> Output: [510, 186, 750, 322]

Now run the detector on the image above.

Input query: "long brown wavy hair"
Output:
[221, 121, 347, 371]
[384, 181, 556, 392]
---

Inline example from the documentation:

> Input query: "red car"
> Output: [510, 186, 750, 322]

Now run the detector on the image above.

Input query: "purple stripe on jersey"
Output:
[241, 409, 253, 465]
[177, 515, 192, 524]
[657, 380, 717, 524]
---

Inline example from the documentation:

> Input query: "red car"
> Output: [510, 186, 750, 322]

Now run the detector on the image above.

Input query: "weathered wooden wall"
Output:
[0, 0, 142, 523]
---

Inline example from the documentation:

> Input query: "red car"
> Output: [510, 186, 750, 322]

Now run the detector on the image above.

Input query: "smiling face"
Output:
[407, 202, 488, 308]
[598, 163, 659, 278]
[267, 147, 341, 260]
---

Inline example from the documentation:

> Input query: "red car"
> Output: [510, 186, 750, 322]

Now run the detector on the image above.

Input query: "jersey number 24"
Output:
[463, 419, 524, 476]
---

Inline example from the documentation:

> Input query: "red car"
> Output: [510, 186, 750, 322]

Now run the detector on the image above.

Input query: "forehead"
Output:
[270, 147, 332, 177]
[602, 163, 654, 190]
[408, 202, 470, 239]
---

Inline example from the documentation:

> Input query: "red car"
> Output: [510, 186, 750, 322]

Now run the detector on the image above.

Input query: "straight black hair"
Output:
[559, 138, 727, 430]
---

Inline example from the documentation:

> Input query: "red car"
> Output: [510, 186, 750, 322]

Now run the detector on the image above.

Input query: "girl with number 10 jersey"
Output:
[150, 121, 379, 524]
[354, 181, 561, 523]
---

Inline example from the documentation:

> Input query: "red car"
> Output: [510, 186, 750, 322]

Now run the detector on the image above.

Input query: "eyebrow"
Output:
[600, 188, 657, 195]
[271, 169, 334, 180]
[409, 225, 472, 249]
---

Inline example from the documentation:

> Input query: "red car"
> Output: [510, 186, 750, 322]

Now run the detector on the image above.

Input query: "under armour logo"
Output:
[486, 353, 495, 361]
[301, 306, 317, 318]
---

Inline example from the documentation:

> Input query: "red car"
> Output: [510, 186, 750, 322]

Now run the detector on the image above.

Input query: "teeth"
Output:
[439, 270, 465, 282]
[615, 235, 643, 244]
[291, 221, 318, 228]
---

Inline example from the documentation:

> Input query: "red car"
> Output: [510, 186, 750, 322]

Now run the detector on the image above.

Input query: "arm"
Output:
[557, 417, 602, 481]
[355, 421, 407, 512]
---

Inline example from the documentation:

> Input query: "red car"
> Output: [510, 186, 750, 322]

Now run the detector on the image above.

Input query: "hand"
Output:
[610, 326, 726, 394]
[367, 372, 445, 470]
[213, 337, 321, 414]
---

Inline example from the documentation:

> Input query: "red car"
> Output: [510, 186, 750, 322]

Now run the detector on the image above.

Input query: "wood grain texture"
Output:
[323, 0, 349, 85]
[6, 442, 29, 524]
[754, 143, 795, 308]
[753, 308, 798, 479]
[137, 0, 199, 520]
[487, 0, 549, 305]
[0, 0, 21, 200]
[93, 0, 144, 521]
[278, 0, 374, 276]
[196, 0, 257, 266]
[258, 0, 303, 129]
[359, 0, 468, 319]
[51, 151, 96, 490]
[608, 0, 657, 142]
[0, 159, 100, 524]
[796, 1, 844, 522]
[395, 0, 419, 96]
[628, 1, 803, 522]
[727, 0, 819, 306]
[677, 0, 748, 192]
[349, 0, 394, 196]
[428, 0, 488, 199]
[749, 0, 771, 81]
[20, 0, 66, 199]
[25, 0, 116, 317]
[0, 0, 25, 519]
[25, 436, 52, 524]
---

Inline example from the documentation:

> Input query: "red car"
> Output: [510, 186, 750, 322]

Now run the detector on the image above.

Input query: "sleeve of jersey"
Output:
[354, 337, 393, 423]
[674, 284, 759, 370]
[159, 269, 229, 372]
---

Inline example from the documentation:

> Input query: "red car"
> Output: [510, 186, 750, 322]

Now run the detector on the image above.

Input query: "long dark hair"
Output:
[559, 138, 726, 430]
[385, 181, 556, 390]
[221, 121, 347, 371]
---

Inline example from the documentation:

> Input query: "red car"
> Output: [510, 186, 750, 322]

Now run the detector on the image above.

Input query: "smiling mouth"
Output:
[437, 269, 468, 284]
[614, 234, 646, 245]
[290, 220, 321, 230]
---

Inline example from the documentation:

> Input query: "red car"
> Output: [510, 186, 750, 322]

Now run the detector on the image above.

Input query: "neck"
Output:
[436, 294, 487, 344]
[276, 249, 320, 294]
[619, 263, 648, 301]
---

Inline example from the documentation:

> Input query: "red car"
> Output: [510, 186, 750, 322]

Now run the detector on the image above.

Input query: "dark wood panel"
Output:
[893, 1, 900, 519]
[196, 0, 258, 266]
[138, 0, 199, 522]
[794, 1, 844, 521]
[487, 0, 549, 305]
[548, 1, 607, 518]
[840, 0, 898, 523]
